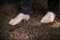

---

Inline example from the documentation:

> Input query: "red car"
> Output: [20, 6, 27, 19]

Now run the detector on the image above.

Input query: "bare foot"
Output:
[41, 11, 55, 23]
[8, 13, 30, 25]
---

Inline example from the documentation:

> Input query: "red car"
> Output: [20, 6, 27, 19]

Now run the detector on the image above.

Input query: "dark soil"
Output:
[0, 0, 60, 40]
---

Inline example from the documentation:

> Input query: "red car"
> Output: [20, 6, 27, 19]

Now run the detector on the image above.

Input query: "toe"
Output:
[8, 19, 16, 25]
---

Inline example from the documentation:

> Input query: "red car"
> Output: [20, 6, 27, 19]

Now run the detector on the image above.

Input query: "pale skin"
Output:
[8, 11, 55, 26]
[8, 0, 56, 26]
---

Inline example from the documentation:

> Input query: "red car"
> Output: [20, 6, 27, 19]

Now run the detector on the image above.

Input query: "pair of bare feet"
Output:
[8, 11, 55, 26]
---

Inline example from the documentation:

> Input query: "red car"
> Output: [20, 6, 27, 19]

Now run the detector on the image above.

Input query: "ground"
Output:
[0, 0, 60, 40]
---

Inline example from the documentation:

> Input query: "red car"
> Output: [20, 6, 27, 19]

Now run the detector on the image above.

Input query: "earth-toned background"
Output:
[0, 0, 60, 40]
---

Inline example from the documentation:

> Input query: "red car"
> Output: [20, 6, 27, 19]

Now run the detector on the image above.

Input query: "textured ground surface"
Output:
[0, 0, 60, 40]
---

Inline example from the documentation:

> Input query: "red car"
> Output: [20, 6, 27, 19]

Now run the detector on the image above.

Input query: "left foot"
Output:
[8, 13, 30, 26]
[41, 11, 55, 23]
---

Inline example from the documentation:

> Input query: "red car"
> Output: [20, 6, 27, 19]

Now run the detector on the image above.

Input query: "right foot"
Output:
[8, 13, 30, 26]
[41, 11, 55, 23]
